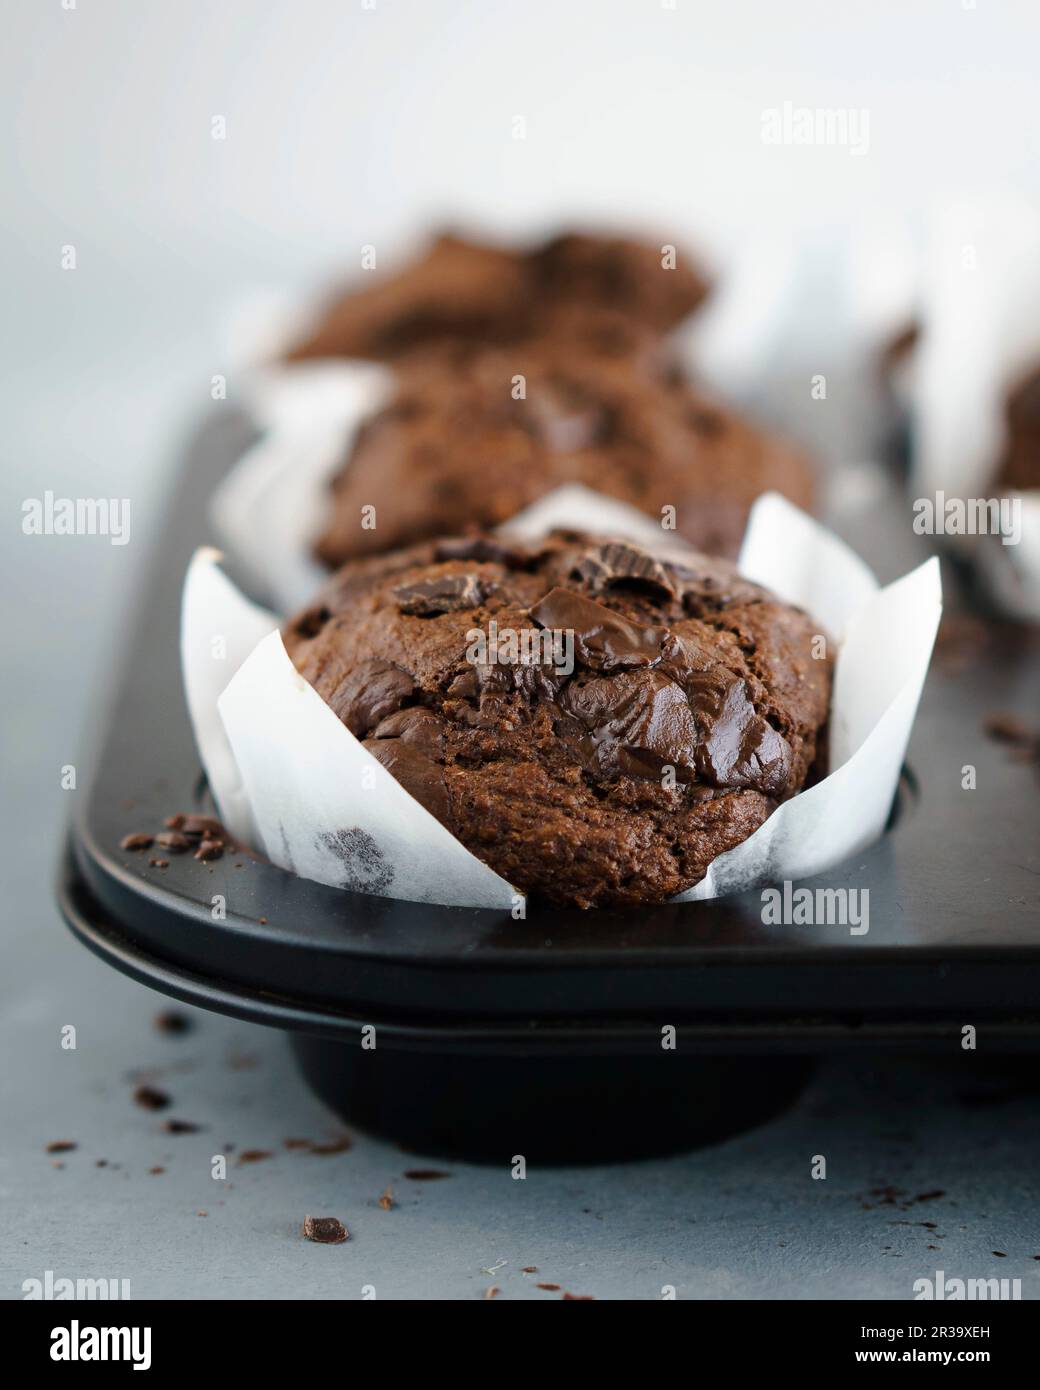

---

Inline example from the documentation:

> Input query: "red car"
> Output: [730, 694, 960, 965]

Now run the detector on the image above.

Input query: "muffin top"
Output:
[313, 343, 814, 568]
[285, 532, 831, 908]
[285, 229, 709, 363]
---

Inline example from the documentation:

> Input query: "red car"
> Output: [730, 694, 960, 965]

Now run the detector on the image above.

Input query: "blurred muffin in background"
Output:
[284, 228, 710, 363]
[313, 341, 814, 567]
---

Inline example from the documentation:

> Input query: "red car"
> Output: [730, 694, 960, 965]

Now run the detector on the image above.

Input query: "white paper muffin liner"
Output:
[182, 489, 941, 910]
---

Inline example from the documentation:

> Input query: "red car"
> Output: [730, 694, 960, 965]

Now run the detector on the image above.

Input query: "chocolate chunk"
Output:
[563, 670, 699, 778]
[302, 1215, 349, 1244]
[364, 734, 451, 826]
[326, 658, 415, 737]
[120, 832, 153, 851]
[133, 1085, 170, 1111]
[530, 587, 665, 671]
[393, 573, 488, 615]
[682, 669, 792, 795]
[576, 541, 676, 602]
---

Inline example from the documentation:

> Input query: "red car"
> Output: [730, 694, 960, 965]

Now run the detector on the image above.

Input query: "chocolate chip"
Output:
[576, 541, 676, 602]
[393, 573, 488, 615]
[120, 832, 153, 851]
[530, 588, 665, 672]
[302, 1215, 349, 1244]
[133, 1085, 170, 1111]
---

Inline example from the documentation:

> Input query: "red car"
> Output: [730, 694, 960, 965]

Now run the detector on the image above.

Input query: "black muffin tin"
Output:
[58, 409, 1040, 1160]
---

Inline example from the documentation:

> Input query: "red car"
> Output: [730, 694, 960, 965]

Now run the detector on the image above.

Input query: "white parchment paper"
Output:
[182, 490, 941, 909]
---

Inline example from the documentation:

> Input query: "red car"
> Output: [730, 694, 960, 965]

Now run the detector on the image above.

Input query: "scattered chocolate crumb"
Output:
[562, 1292, 596, 1300]
[378, 1186, 394, 1211]
[156, 830, 192, 853]
[238, 1149, 273, 1165]
[536, 1282, 560, 1291]
[155, 1010, 192, 1035]
[95, 1159, 108, 1168]
[195, 838, 224, 861]
[120, 832, 153, 851]
[302, 1215, 349, 1245]
[259, 916, 268, 925]
[984, 712, 1034, 745]
[484, 1286, 500, 1300]
[165, 814, 186, 829]
[45, 1140, 77, 1154]
[284, 1138, 311, 1150]
[149, 1166, 165, 1175]
[197, 1210, 208, 1217]
[307, 1135, 352, 1156]
[51, 1161, 65, 1169]
[914, 1190, 945, 1203]
[148, 858, 169, 869]
[133, 1084, 170, 1111]
[404, 1168, 451, 1181]
[163, 1119, 202, 1134]
[521, 1266, 538, 1274]
[993, 1250, 1007, 1257]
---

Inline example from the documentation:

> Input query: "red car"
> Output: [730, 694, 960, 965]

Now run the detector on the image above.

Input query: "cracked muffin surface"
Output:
[285, 532, 831, 909]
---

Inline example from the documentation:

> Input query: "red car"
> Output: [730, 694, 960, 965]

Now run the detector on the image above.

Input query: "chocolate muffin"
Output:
[998, 363, 1040, 492]
[313, 345, 814, 567]
[284, 229, 709, 362]
[285, 532, 831, 909]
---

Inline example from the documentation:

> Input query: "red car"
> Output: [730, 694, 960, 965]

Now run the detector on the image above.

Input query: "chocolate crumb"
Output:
[197, 1210, 208, 1217]
[284, 1138, 311, 1150]
[164, 814, 186, 829]
[259, 916, 268, 924]
[238, 1149, 273, 1165]
[195, 838, 224, 861]
[484, 1286, 500, 1300]
[163, 1119, 202, 1134]
[156, 830, 191, 853]
[536, 1282, 561, 1291]
[308, 1135, 352, 1156]
[984, 712, 1034, 745]
[133, 1085, 170, 1111]
[45, 1140, 77, 1154]
[149, 1166, 165, 1175]
[155, 1010, 192, 1035]
[404, 1168, 451, 1181]
[378, 1185, 394, 1211]
[562, 1291, 596, 1300]
[993, 1250, 1007, 1257]
[521, 1266, 538, 1273]
[149, 858, 169, 869]
[120, 832, 153, 851]
[302, 1215, 349, 1244]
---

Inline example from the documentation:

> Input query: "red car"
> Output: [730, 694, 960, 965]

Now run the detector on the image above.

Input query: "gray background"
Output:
[3, 0, 1039, 1301]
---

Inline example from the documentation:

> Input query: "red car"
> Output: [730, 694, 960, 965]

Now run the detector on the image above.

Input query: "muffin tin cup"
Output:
[56, 409, 1040, 1160]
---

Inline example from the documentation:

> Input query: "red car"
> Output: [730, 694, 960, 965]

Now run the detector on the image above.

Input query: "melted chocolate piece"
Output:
[392, 573, 488, 615]
[563, 670, 699, 778]
[682, 669, 791, 794]
[530, 587, 665, 672]
[433, 536, 536, 569]
[326, 659, 414, 737]
[576, 541, 676, 602]
[365, 708, 451, 825]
